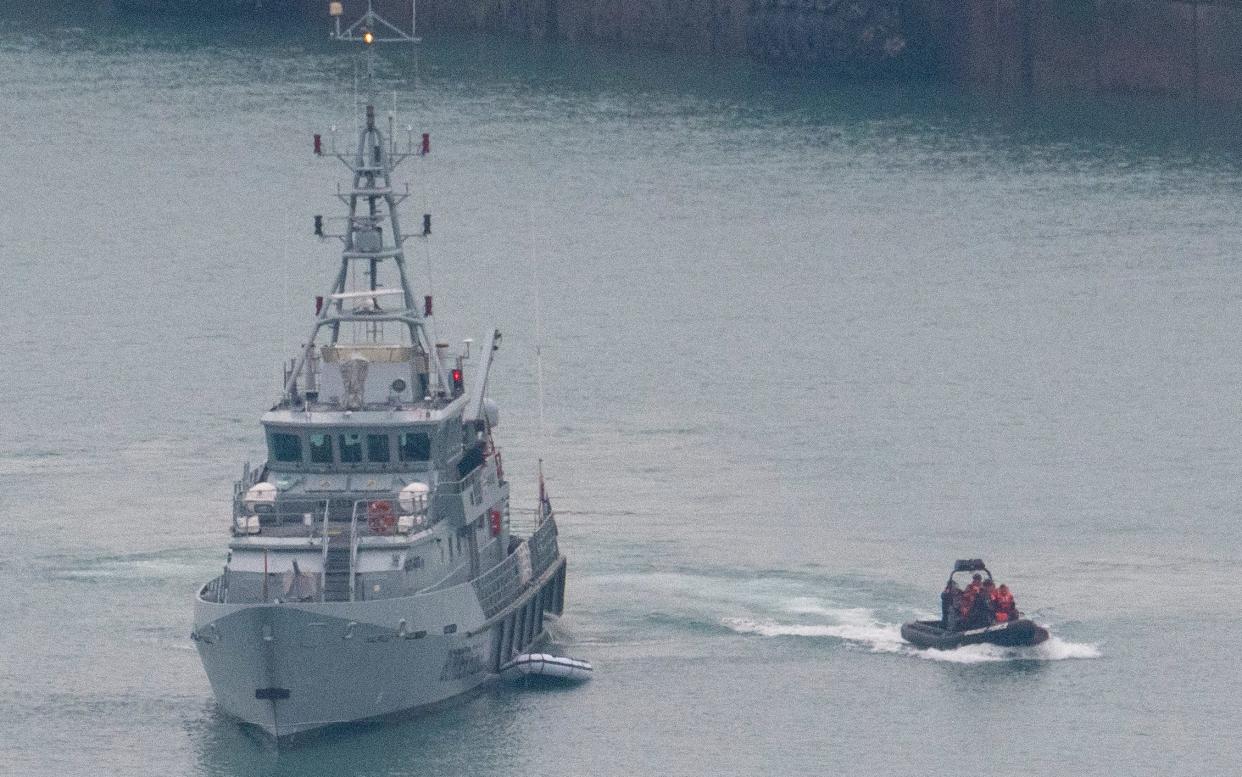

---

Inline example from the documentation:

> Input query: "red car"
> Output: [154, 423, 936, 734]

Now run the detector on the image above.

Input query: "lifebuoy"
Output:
[489, 509, 502, 537]
[367, 500, 396, 534]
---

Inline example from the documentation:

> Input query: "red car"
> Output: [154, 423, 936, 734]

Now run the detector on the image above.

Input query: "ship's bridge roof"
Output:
[262, 395, 467, 426]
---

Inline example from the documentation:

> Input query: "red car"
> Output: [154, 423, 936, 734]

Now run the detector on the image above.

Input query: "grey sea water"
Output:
[1, 5, 1240, 776]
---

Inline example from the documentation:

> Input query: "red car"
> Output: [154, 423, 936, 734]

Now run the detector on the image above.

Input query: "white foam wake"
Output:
[914, 636, 1102, 664]
[722, 614, 1101, 664]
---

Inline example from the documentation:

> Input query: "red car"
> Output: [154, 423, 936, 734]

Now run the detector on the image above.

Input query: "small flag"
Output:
[538, 461, 553, 521]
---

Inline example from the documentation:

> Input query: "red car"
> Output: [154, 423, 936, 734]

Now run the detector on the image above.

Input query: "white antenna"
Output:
[530, 203, 546, 460]
[329, 0, 419, 43]
[351, 61, 359, 135]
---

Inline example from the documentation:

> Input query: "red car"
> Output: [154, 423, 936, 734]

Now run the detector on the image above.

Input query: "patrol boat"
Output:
[191, 3, 568, 739]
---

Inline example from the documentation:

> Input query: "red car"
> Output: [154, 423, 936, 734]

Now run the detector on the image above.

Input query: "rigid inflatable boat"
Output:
[902, 559, 1050, 650]
[901, 617, 1050, 650]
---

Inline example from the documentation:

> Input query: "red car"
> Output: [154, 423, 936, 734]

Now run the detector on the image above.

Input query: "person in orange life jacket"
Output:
[960, 576, 994, 629]
[992, 584, 1017, 622]
[959, 573, 984, 617]
[963, 584, 994, 628]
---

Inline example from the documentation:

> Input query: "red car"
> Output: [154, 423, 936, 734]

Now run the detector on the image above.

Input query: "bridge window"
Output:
[270, 432, 303, 463]
[339, 433, 363, 464]
[398, 431, 431, 462]
[367, 433, 391, 463]
[309, 433, 333, 464]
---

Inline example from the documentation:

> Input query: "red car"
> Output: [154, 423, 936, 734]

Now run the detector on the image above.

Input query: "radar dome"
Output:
[243, 482, 277, 513]
[399, 482, 431, 515]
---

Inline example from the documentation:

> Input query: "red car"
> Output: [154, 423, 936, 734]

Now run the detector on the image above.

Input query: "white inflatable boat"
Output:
[500, 653, 593, 683]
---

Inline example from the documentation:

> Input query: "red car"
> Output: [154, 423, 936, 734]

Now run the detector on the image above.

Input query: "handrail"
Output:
[232, 492, 435, 538]
[465, 556, 565, 637]
[434, 470, 477, 495]
[348, 502, 361, 602]
[472, 516, 561, 618]
[526, 517, 560, 579]
[320, 501, 331, 603]
[232, 501, 336, 530]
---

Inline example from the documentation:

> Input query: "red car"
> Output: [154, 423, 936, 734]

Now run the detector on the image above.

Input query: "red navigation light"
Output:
[451, 368, 463, 394]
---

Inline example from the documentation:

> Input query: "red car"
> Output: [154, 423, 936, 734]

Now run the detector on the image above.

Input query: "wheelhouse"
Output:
[263, 422, 448, 472]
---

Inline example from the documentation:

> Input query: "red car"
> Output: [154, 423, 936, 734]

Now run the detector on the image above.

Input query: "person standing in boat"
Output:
[982, 579, 1000, 626]
[980, 578, 996, 608]
[941, 579, 962, 629]
[959, 573, 984, 620]
[961, 575, 996, 629]
[966, 591, 992, 628]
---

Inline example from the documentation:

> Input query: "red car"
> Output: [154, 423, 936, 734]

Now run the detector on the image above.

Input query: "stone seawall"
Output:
[407, 0, 750, 54]
[945, 1, 1242, 102]
[388, 0, 938, 69]
[359, 0, 1242, 100]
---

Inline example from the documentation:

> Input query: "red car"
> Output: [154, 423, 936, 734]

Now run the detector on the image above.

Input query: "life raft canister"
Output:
[489, 509, 502, 537]
[367, 500, 397, 534]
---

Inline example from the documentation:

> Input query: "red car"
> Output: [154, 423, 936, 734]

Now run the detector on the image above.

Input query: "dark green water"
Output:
[1, 5, 1240, 775]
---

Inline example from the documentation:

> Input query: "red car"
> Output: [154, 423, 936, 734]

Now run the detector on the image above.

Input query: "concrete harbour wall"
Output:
[359, 0, 1242, 101]
[945, 1, 1242, 102]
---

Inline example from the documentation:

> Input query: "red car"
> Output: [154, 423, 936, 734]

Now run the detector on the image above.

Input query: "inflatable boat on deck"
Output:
[500, 653, 593, 683]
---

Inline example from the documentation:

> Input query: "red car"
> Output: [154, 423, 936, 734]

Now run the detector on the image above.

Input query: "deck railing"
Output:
[472, 516, 560, 618]
[230, 494, 437, 539]
[526, 517, 560, 579]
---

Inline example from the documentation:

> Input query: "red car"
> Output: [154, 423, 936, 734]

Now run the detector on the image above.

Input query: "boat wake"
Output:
[722, 603, 1102, 664]
[589, 570, 1101, 664]
[43, 550, 213, 583]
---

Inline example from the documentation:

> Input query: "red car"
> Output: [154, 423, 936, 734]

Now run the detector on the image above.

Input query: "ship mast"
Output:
[284, 0, 448, 400]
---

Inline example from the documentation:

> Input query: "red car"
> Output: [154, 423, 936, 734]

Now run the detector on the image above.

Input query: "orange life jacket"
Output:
[960, 582, 983, 615]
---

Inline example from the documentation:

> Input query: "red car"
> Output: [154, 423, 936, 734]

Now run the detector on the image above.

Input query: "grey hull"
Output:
[194, 557, 567, 738]
[191, 62, 572, 740]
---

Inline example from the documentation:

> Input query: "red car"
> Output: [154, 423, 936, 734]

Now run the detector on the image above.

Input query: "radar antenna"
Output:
[329, 0, 419, 43]
[329, 0, 419, 99]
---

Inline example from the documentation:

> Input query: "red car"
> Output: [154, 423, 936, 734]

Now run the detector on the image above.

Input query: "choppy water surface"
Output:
[1, 6, 1240, 775]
